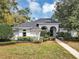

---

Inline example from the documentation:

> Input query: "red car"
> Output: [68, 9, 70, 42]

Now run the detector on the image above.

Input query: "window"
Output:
[23, 32, 26, 36]
[36, 24, 39, 27]
[23, 29, 26, 36]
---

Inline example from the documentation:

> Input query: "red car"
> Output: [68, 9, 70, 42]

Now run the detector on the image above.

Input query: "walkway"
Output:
[56, 39, 79, 59]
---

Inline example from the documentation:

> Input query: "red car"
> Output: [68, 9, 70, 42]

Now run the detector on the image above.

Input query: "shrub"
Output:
[40, 37, 49, 42]
[69, 37, 79, 41]
[30, 37, 43, 43]
[18, 36, 33, 42]
[49, 37, 56, 41]
[57, 32, 71, 39]
[0, 39, 11, 42]
[0, 24, 13, 41]
[57, 32, 79, 41]
[0, 41, 16, 45]
[17, 36, 42, 43]
[32, 39, 43, 43]
[40, 30, 50, 38]
[56, 31, 79, 41]
[43, 37, 49, 42]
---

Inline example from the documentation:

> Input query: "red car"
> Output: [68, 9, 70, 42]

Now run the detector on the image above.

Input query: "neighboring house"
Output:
[13, 18, 60, 40]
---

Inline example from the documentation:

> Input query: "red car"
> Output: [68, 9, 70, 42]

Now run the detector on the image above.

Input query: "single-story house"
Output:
[13, 18, 60, 40]
[12, 18, 78, 40]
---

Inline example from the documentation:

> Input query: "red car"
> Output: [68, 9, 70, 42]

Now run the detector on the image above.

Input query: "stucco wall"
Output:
[13, 29, 40, 40]
[39, 23, 59, 32]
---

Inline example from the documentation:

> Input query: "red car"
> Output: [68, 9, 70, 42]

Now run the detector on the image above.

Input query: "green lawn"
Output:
[0, 41, 76, 59]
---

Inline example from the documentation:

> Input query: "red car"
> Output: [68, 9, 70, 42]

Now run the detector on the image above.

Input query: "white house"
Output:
[13, 18, 60, 40]
[12, 18, 78, 40]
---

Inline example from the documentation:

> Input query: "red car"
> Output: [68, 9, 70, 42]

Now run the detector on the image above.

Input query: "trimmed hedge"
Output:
[0, 39, 11, 42]
[0, 41, 16, 45]
[17, 36, 43, 43]
[18, 36, 33, 42]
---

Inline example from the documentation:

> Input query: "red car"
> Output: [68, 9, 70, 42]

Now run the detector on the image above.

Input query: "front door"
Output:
[50, 27, 56, 37]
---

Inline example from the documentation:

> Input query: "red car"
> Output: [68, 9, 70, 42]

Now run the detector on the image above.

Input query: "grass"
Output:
[65, 40, 79, 52]
[0, 41, 76, 59]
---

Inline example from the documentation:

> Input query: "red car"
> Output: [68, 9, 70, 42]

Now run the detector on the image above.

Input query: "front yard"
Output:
[65, 40, 79, 52]
[0, 41, 76, 59]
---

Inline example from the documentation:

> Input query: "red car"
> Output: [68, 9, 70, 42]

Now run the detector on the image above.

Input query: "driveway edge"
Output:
[56, 39, 79, 59]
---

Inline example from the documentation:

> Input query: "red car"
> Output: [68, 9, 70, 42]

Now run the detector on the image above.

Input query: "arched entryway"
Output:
[41, 26, 48, 30]
[50, 27, 56, 37]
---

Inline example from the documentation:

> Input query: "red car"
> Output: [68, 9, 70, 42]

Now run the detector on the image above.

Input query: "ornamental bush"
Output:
[57, 32, 71, 39]
[40, 30, 50, 38]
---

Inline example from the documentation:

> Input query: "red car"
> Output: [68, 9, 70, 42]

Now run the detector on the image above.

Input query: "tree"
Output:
[0, 24, 13, 41]
[0, 0, 16, 25]
[0, 0, 10, 23]
[0, 0, 30, 25]
[14, 8, 30, 24]
[54, 0, 79, 30]
[10, 0, 30, 24]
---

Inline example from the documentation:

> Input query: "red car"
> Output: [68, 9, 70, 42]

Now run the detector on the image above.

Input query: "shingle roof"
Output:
[35, 18, 59, 23]
[14, 18, 59, 28]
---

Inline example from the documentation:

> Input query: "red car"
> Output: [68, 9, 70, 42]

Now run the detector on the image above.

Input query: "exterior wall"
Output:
[26, 30, 39, 37]
[39, 23, 59, 32]
[27, 31, 40, 40]
[13, 29, 41, 40]
[13, 22, 60, 40]
[18, 30, 23, 37]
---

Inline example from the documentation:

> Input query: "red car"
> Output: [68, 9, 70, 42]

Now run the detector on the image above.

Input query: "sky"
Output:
[17, 0, 58, 20]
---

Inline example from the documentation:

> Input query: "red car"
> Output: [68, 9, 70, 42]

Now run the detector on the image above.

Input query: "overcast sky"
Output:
[17, 0, 58, 20]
